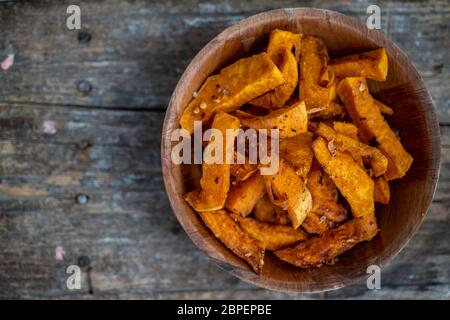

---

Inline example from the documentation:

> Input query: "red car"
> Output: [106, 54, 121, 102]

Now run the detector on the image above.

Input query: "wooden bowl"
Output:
[161, 8, 441, 292]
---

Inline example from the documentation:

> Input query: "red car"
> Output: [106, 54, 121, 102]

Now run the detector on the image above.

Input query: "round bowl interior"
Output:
[161, 8, 441, 292]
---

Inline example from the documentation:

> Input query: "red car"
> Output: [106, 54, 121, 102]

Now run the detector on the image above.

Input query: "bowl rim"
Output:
[161, 7, 441, 292]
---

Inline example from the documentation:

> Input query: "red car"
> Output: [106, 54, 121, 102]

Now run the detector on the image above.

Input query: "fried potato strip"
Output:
[317, 122, 388, 177]
[263, 159, 312, 229]
[307, 168, 348, 222]
[231, 214, 309, 250]
[373, 176, 391, 204]
[199, 210, 265, 273]
[238, 101, 308, 138]
[329, 48, 388, 81]
[225, 172, 266, 216]
[374, 99, 394, 116]
[251, 49, 298, 109]
[279, 132, 314, 179]
[337, 77, 413, 180]
[184, 112, 240, 211]
[180, 53, 285, 133]
[302, 212, 336, 234]
[299, 36, 334, 116]
[253, 195, 290, 225]
[312, 137, 374, 218]
[274, 214, 378, 268]
[333, 121, 359, 141]
[266, 29, 302, 63]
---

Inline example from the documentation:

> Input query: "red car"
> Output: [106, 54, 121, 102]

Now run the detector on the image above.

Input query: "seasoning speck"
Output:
[359, 82, 365, 92]
[368, 136, 379, 147]
[327, 140, 337, 156]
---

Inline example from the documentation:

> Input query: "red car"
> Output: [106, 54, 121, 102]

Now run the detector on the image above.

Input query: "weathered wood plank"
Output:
[1, 200, 447, 299]
[0, 0, 448, 122]
[0, 102, 447, 299]
[0, 0, 448, 299]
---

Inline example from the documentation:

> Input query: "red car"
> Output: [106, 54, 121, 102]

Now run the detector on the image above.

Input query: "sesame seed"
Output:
[359, 82, 365, 92]
[199, 102, 207, 109]
[327, 140, 337, 157]
[193, 107, 200, 114]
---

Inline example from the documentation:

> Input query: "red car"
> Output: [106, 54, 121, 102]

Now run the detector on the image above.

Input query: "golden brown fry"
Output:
[264, 159, 312, 229]
[373, 176, 390, 204]
[231, 214, 309, 250]
[317, 122, 388, 177]
[266, 29, 302, 63]
[374, 99, 394, 116]
[184, 112, 240, 211]
[253, 194, 290, 225]
[238, 101, 308, 138]
[329, 48, 388, 81]
[312, 137, 374, 218]
[337, 77, 413, 180]
[307, 168, 348, 222]
[251, 49, 298, 109]
[332, 121, 364, 166]
[230, 163, 259, 182]
[274, 214, 378, 268]
[299, 36, 334, 116]
[180, 53, 285, 133]
[279, 132, 314, 178]
[302, 212, 335, 234]
[225, 173, 266, 216]
[230, 152, 259, 182]
[333, 121, 359, 141]
[198, 210, 265, 273]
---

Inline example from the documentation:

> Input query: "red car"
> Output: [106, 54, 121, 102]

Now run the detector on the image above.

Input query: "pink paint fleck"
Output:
[55, 245, 66, 261]
[1, 54, 14, 71]
[43, 120, 57, 134]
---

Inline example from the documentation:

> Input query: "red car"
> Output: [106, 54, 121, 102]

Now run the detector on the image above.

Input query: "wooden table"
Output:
[0, 0, 448, 299]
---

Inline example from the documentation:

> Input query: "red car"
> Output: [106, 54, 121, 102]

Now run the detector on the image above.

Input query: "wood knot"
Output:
[77, 80, 92, 94]
[76, 193, 89, 205]
[78, 140, 92, 150]
[77, 30, 92, 43]
[78, 256, 91, 268]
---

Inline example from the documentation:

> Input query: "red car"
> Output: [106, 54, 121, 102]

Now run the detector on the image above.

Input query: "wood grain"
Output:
[0, 0, 448, 299]
[0, 0, 448, 121]
[0, 102, 447, 299]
